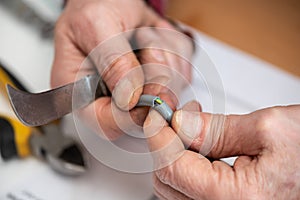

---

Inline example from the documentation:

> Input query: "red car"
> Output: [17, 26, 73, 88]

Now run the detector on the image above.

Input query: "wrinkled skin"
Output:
[51, 1, 300, 199]
[144, 103, 300, 200]
[52, 0, 193, 139]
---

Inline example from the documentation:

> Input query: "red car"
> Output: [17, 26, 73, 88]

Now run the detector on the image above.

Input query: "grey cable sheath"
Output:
[137, 95, 173, 124]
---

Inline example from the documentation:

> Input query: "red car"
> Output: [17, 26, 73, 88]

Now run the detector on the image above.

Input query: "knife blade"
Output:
[7, 74, 109, 126]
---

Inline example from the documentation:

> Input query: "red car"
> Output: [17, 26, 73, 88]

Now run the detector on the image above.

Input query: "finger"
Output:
[135, 27, 193, 109]
[52, 32, 127, 140]
[68, 2, 163, 110]
[139, 49, 189, 109]
[181, 100, 202, 112]
[172, 104, 266, 158]
[75, 97, 122, 140]
[76, 95, 152, 140]
[156, 150, 240, 200]
[74, 22, 144, 110]
[144, 109, 185, 170]
[144, 107, 241, 199]
[137, 43, 180, 109]
[175, 101, 202, 146]
[143, 75, 179, 110]
[153, 175, 192, 200]
[51, 24, 91, 88]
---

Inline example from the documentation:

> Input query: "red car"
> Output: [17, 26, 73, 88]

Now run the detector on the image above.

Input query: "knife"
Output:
[7, 74, 110, 127]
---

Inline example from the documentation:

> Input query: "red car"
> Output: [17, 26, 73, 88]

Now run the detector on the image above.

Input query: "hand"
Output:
[51, 0, 193, 139]
[144, 103, 300, 199]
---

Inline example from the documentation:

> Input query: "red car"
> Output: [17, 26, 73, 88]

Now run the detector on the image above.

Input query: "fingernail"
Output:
[175, 110, 202, 139]
[182, 100, 202, 112]
[151, 49, 165, 62]
[113, 78, 134, 110]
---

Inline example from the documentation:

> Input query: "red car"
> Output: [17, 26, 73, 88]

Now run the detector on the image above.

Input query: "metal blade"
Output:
[7, 74, 103, 126]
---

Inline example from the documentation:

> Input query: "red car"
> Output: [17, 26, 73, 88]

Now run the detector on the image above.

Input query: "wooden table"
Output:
[166, 0, 300, 77]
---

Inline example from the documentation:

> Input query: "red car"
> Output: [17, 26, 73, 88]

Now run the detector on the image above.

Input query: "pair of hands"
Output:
[51, 0, 300, 199]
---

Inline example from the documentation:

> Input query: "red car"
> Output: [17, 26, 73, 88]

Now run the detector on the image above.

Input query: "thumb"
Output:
[79, 30, 145, 110]
[143, 106, 243, 199]
[172, 104, 265, 158]
[70, 3, 164, 110]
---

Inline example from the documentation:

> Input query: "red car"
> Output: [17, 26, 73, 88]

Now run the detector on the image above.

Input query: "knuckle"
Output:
[71, 3, 113, 32]
[256, 107, 282, 134]
[109, 53, 132, 69]
[102, 54, 138, 87]
[69, 2, 122, 53]
[54, 14, 69, 36]
[206, 114, 228, 157]
[79, 3, 100, 21]
[71, 4, 95, 28]
[141, 49, 163, 63]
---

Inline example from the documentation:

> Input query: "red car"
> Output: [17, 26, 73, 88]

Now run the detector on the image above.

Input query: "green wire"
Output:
[154, 97, 163, 105]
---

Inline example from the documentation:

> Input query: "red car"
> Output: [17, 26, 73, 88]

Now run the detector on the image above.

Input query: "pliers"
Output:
[0, 63, 87, 176]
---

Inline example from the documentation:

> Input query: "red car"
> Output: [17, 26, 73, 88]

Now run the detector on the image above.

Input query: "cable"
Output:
[137, 94, 173, 124]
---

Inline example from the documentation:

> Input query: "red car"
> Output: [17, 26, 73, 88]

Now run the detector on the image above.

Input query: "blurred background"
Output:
[1, 0, 299, 77]
[167, 0, 300, 77]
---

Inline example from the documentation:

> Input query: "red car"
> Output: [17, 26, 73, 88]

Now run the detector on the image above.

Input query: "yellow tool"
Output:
[0, 64, 32, 159]
[0, 114, 33, 159]
[0, 62, 87, 176]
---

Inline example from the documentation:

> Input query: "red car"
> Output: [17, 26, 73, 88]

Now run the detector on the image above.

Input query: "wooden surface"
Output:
[166, 0, 300, 77]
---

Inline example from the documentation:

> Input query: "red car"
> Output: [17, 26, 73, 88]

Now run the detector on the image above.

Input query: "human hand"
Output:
[51, 0, 193, 139]
[144, 103, 300, 199]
